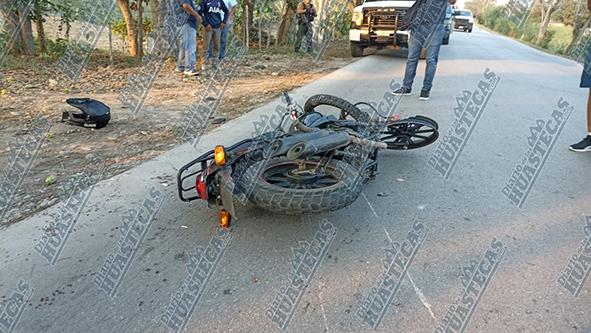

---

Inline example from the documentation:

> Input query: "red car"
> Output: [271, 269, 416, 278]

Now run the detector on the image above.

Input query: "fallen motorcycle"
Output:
[177, 92, 439, 228]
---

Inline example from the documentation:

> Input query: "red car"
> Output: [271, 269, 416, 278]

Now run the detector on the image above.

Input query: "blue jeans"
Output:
[178, 24, 197, 71]
[209, 22, 233, 60]
[402, 24, 445, 92]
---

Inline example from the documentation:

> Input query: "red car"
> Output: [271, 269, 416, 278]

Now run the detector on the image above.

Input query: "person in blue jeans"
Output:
[177, 0, 202, 76]
[199, 0, 229, 68]
[208, 0, 237, 61]
[393, 0, 456, 100]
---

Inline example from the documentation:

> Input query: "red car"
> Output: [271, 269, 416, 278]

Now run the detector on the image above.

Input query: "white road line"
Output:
[361, 191, 436, 321]
[406, 273, 436, 321]
[361, 192, 393, 244]
[318, 285, 330, 333]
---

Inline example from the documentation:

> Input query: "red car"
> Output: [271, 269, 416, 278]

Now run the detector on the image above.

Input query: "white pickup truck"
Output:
[349, 0, 415, 57]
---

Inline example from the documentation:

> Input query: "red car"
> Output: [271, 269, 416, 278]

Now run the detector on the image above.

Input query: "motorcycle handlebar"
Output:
[283, 91, 293, 106]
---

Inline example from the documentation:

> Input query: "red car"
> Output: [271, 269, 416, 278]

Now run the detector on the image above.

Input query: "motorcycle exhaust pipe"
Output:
[286, 132, 351, 160]
[286, 133, 387, 160]
[350, 136, 388, 150]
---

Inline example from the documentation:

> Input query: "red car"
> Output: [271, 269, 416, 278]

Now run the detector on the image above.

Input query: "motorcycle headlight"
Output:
[352, 11, 363, 27]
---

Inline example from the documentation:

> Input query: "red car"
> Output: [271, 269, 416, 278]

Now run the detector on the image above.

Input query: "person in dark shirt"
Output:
[569, 0, 591, 152]
[177, 0, 202, 76]
[208, 0, 237, 61]
[294, 0, 316, 53]
[199, 0, 229, 68]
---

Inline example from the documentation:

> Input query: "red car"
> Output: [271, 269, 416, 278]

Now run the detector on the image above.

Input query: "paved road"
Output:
[1, 27, 590, 333]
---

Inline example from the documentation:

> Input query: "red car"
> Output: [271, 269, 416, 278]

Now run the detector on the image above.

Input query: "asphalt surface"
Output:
[1, 26, 590, 333]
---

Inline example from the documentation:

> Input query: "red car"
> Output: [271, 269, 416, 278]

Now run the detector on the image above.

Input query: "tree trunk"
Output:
[33, 1, 47, 54]
[245, 0, 254, 26]
[276, 1, 295, 45]
[138, 0, 144, 58]
[258, 8, 263, 48]
[150, 0, 167, 30]
[536, 0, 558, 44]
[266, 21, 272, 48]
[117, 0, 138, 57]
[150, 0, 168, 57]
[2, 2, 21, 55]
[315, 0, 327, 46]
[245, 4, 250, 49]
[109, 25, 114, 64]
[34, 18, 46, 53]
[18, 7, 35, 56]
[567, 16, 591, 54]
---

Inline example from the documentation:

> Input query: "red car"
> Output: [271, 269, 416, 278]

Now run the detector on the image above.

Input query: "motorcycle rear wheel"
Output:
[238, 157, 363, 214]
[304, 94, 370, 123]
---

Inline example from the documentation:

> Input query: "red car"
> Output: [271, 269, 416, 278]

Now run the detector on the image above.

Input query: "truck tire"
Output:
[304, 94, 370, 122]
[468, 27, 473, 33]
[239, 157, 363, 215]
[351, 43, 365, 57]
[442, 36, 449, 45]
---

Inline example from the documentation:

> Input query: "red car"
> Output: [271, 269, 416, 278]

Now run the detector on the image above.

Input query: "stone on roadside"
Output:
[45, 175, 57, 186]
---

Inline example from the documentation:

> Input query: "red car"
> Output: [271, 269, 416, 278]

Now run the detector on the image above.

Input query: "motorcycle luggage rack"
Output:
[178, 150, 213, 202]
[177, 139, 254, 202]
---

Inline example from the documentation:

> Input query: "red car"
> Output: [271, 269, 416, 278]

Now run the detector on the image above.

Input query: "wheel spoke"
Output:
[381, 134, 398, 141]
[413, 129, 435, 134]
[262, 161, 340, 189]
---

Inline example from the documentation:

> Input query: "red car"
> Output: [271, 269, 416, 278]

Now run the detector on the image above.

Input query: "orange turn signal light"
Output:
[214, 145, 226, 166]
[219, 209, 231, 228]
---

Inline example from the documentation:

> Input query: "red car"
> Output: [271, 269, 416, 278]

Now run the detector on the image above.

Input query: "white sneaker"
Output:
[183, 69, 200, 76]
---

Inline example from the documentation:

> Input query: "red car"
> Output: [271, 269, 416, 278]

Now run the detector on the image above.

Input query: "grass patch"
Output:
[547, 23, 573, 54]
[1, 40, 143, 72]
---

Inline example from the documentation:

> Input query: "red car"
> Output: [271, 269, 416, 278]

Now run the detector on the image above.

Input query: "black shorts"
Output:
[581, 49, 591, 88]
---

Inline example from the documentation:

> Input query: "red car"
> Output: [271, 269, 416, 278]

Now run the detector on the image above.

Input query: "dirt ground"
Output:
[0, 40, 354, 226]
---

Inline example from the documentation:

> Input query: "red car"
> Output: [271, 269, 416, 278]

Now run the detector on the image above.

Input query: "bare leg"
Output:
[587, 90, 591, 133]
[569, 90, 591, 151]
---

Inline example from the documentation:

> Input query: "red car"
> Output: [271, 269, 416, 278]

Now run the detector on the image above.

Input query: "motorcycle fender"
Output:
[218, 166, 237, 218]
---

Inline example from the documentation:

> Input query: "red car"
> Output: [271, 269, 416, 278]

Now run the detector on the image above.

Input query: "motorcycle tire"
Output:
[238, 157, 363, 215]
[304, 94, 370, 123]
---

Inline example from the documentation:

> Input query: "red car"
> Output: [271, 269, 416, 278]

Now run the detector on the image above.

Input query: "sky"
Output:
[455, 0, 511, 9]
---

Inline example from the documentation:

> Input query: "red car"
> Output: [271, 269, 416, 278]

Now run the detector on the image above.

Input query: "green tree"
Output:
[465, 0, 492, 19]
[567, 0, 591, 52]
